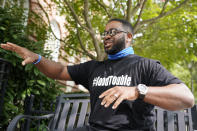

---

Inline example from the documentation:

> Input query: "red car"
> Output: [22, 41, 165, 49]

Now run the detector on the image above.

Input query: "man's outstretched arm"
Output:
[143, 83, 194, 110]
[0, 42, 72, 81]
[99, 84, 195, 111]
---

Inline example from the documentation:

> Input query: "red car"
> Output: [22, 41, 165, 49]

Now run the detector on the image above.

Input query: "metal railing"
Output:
[0, 58, 12, 117]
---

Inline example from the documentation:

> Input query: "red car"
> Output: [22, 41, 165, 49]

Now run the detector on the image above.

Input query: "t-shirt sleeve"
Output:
[142, 59, 182, 86]
[67, 61, 93, 90]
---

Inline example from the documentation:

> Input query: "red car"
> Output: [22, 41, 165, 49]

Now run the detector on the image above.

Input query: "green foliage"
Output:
[134, 0, 197, 95]
[0, 5, 62, 129]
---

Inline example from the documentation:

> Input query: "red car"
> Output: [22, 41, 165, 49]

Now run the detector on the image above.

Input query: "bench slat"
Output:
[57, 102, 70, 131]
[167, 111, 174, 131]
[156, 108, 164, 131]
[187, 109, 194, 131]
[67, 101, 80, 130]
[77, 101, 89, 128]
[51, 97, 63, 130]
[177, 111, 186, 131]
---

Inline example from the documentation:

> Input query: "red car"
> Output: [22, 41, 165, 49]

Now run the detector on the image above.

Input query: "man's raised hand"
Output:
[0, 42, 39, 66]
[99, 86, 139, 109]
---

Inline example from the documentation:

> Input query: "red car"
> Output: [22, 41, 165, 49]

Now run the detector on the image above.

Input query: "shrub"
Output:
[0, 5, 62, 129]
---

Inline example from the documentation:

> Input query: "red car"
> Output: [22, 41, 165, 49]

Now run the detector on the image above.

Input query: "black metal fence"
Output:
[0, 58, 12, 117]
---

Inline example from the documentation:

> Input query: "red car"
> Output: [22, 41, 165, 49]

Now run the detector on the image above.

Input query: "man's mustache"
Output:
[104, 39, 113, 44]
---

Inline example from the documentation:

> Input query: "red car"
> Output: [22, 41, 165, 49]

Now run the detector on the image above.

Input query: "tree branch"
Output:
[76, 27, 96, 60]
[112, 0, 119, 11]
[135, 20, 156, 34]
[59, 52, 80, 64]
[95, 0, 111, 18]
[83, 0, 101, 60]
[130, 0, 143, 19]
[57, 80, 80, 90]
[126, 0, 132, 22]
[160, 0, 169, 15]
[140, 0, 189, 25]
[64, 0, 93, 34]
[111, 0, 120, 17]
[120, 2, 126, 18]
[133, 0, 147, 34]
[84, 0, 92, 29]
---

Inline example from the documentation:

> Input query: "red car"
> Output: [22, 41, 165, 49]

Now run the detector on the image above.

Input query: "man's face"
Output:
[103, 21, 126, 55]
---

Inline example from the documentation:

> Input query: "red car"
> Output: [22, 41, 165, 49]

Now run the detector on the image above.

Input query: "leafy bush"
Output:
[0, 5, 62, 129]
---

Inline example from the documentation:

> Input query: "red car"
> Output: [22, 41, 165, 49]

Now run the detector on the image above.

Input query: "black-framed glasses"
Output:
[101, 28, 128, 38]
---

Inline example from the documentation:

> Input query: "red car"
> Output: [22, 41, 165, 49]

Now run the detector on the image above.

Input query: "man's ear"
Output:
[127, 33, 133, 42]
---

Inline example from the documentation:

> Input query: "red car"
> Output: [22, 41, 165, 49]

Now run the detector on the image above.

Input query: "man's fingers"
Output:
[103, 94, 119, 108]
[101, 90, 115, 105]
[112, 97, 124, 109]
[1, 43, 13, 50]
[100, 89, 120, 108]
[22, 57, 32, 66]
[1, 42, 37, 66]
[101, 92, 116, 106]
[7, 42, 23, 53]
[99, 86, 135, 109]
[7, 42, 20, 48]
[1, 42, 19, 53]
[99, 88, 114, 98]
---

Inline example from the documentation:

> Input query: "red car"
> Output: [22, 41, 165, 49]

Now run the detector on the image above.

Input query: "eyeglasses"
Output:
[101, 28, 128, 38]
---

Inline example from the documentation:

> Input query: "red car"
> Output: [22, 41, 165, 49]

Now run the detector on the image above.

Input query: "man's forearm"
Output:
[0, 42, 72, 81]
[144, 84, 195, 110]
[35, 56, 71, 80]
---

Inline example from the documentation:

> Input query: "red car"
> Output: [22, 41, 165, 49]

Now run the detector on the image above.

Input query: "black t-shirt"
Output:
[67, 54, 182, 131]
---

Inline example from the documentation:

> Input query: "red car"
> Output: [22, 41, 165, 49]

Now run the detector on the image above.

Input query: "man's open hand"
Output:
[0, 42, 38, 66]
[99, 86, 139, 109]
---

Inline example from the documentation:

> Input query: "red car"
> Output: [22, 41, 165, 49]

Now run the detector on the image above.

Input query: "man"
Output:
[1, 18, 194, 131]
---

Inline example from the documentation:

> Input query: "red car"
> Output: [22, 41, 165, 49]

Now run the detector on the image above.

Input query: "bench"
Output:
[7, 93, 197, 131]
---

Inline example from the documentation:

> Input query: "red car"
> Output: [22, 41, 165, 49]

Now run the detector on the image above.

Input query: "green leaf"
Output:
[34, 68, 40, 76]
[12, 34, 17, 39]
[25, 64, 33, 71]
[37, 80, 46, 87]
[0, 26, 6, 30]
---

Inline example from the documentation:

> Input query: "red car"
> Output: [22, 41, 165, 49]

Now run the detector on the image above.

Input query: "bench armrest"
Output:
[7, 114, 54, 131]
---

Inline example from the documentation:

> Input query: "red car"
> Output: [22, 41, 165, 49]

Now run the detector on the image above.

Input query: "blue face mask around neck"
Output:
[108, 47, 134, 60]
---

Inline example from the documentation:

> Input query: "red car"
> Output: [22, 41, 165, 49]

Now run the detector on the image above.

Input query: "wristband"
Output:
[33, 54, 42, 65]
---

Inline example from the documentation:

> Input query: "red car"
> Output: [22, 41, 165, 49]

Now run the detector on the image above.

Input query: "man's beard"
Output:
[105, 36, 126, 55]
